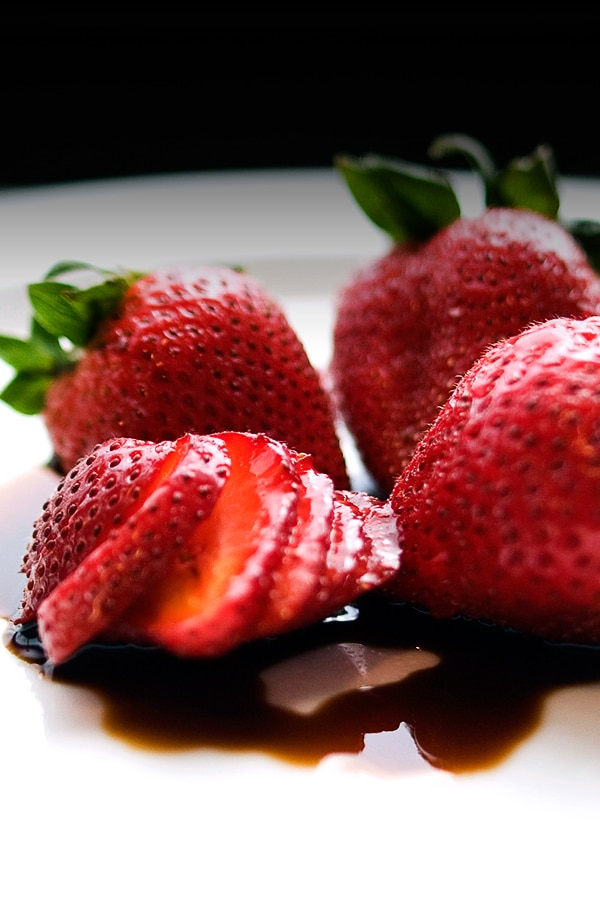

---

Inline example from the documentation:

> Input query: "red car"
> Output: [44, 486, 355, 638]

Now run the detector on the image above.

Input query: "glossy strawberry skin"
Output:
[43, 265, 349, 489]
[15, 436, 175, 625]
[20, 433, 231, 665]
[388, 316, 600, 644]
[15, 431, 402, 665]
[332, 208, 600, 493]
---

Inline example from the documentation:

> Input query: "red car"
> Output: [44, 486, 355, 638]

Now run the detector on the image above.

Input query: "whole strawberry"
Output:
[331, 136, 600, 493]
[0, 262, 349, 488]
[388, 316, 600, 645]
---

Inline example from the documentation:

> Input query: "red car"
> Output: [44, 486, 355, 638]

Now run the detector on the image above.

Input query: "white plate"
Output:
[1, 169, 600, 900]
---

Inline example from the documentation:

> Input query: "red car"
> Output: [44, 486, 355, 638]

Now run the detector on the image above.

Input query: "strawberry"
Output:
[15, 434, 193, 625]
[247, 453, 336, 639]
[13, 431, 401, 665]
[0, 261, 349, 489]
[20, 433, 231, 665]
[249, 476, 400, 638]
[322, 489, 402, 612]
[331, 135, 600, 493]
[388, 316, 600, 645]
[104, 433, 401, 657]
[108, 431, 303, 657]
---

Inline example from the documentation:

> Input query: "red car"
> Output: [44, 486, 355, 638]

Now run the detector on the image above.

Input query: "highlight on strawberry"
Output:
[12, 432, 402, 666]
[331, 134, 600, 494]
[388, 316, 600, 645]
[0, 261, 349, 489]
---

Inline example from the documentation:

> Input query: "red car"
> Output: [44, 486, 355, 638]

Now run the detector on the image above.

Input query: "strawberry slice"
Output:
[324, 490, 402, 610]
[107, 431, 301, 657]
[16, 435, 179, 624]
[35, 434, 231, 665]
[254, 482, 402, 636]
[17, 431, 402, 665]
[249, 453, 336, 639]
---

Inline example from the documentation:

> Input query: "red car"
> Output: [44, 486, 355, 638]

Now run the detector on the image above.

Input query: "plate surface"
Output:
[1, 169, 600, 899]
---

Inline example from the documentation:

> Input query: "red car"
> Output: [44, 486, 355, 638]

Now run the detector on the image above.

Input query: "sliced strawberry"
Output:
[20, 431, 402, 665]
[324, 490, 402, 610]
[249, 453, 336, 639]
[15, 436, 179, 624]
[36, 434, 231, 665]
[255, 485, 402, 635]
[107, 432, 301, 657]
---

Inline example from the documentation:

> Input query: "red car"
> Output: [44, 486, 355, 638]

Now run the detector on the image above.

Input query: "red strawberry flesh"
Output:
[249, 454, 336, 639]
[107, 432, 302, 657]
[325, 490, 402, 611]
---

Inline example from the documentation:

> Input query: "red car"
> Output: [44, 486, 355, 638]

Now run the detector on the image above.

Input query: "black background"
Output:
[3, 6, 600, 188]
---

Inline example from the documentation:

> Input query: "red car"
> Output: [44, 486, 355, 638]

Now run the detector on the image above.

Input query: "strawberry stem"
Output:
[428, 133, 560, 219]
[428, 132, 497, 196]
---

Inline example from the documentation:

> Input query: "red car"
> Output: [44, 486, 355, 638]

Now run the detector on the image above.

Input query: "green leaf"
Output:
[0, 334, 55, 372]
[30, 318, 72, 365]
[0, 335, 36, 371]
[29, 281, 92, 345]
[335, 153, 461, 244]
[0, 372, 53, 415]
[0, 318, 71, 373]
[0, 319, 74, 414]
[496, 144, 560, 219]
[76, 276, 133, 323]
[0, 258, 141, 418]
[28, 275, 129, 346]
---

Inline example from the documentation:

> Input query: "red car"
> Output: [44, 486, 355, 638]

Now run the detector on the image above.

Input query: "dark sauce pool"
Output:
[6, 595, 600, 774]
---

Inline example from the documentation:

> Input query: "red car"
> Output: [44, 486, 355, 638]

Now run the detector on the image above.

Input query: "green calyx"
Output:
[335, 133, 600, 271]
[0, 261, 142, 415]
[334, 153, 461, 243]
[428, 132, 560, 218]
